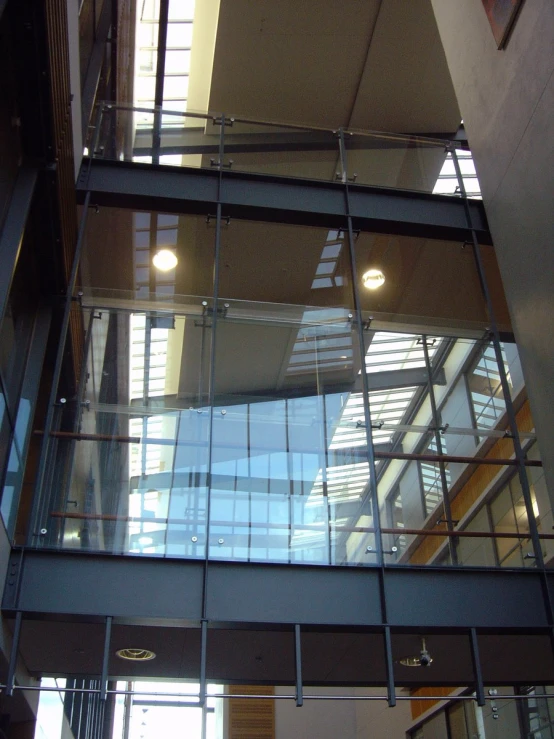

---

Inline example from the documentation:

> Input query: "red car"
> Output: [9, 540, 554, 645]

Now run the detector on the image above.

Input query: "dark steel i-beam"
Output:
[77, 159, 492, 244]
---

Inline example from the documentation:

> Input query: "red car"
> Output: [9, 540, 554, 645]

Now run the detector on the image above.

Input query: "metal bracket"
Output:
[210, 158, 234, 169]
[212, 116, 234, 127]
[202, 301, 229, 319]
[417, 337, 437, 348]
[206, 214, 231, 226]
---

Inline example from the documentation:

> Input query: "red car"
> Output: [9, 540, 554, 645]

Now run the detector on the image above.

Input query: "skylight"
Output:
[303, 332, 441, 509]
[134, 0, 197, 161]
[433, 149, 481, 199]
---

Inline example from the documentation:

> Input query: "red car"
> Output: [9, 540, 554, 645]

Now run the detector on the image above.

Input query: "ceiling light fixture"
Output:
[362, 268, 385, 290]
[399, 637, 433, 668]
[152, 249, 178, 271]
[116, 648, 156, 662]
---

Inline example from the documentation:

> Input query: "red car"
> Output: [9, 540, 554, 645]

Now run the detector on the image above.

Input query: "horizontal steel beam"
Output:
[76, 159, 492, 243]
[132, 128, 452, 158]
[5, 551, 549, 630]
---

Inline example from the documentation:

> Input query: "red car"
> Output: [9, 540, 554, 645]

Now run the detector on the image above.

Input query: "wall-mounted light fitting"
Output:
[152, 249, 178, 271]
[362, 268, 385, 290]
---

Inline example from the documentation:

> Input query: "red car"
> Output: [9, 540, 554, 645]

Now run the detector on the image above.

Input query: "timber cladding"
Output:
[228, 685, 275, 739]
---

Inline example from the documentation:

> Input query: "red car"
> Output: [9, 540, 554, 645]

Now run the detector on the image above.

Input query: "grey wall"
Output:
[431, 0, 554, 499]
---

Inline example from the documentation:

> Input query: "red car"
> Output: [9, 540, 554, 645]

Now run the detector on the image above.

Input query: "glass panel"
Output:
[0, 394, 32, 535]
[354, 232, 488, 332]
[94, 106, 217, 169]
[209, 301, 375, 565]
[79, 209, 215, 308]
[33, 208, 215, 556]
[370, 327, 540, 569]
[344, 131, 447, 193]
[167, 22, 194, 47]
[218, 220, 352, 309]
[225, 119, 340, 182]
[168, 0, 195, 20]
[163, 75, 190, 101]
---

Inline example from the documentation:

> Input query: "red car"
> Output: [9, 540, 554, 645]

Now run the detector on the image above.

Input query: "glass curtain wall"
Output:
[24, 203, 549, 569]
[23, 113, 550, 570]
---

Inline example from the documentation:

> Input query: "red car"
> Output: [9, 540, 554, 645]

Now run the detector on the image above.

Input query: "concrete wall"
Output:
[431, 0, 554, 500]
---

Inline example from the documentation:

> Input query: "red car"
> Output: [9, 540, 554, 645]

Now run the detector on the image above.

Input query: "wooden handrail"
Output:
[34, 431, 542, 467]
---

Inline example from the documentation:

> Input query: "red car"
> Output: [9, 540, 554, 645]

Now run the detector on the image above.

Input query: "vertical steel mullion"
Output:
[152, 0, 169, 164]
[451, 147, 544, 570]
[339, 128, 383, 566]
[199, 619, 207, 707]
[100, 616, 112, 701]
[247, 402, 252, 562]
[201, 116, 225, 620]
[294, 624, 303, 707]
[27, 191, 92, 548]
[383, 626, 396, 708]
[313, 332, 331, 564]
[322, 394, 333, 565]
[469, 628, 486, 707]
[122, 681, 132, 739]
[4, 611, 22, 696]
[421, 335, 458, 565]
[285, 397, 293, 564]
[91, 100, 105, 157]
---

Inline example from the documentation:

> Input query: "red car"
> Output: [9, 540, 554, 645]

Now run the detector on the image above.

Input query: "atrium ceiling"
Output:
[206, 0, 461, 132]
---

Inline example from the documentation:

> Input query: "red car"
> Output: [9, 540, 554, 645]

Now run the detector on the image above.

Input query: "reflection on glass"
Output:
[209, 307, 375, 565]
[345, 132, 447, 192]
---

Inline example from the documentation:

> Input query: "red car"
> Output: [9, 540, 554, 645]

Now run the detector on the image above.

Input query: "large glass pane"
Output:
[355, 232, 488, 332]
[344, 131, 447, 193]
[368, 326, 541, 569]
[218, 220, 351, 308]
[224, 119, 340, 182]
[79, 209, 215, 308]
[209, 305, 375, 565]
[93, 106, 218, 168]
[32, 208, 215, 556]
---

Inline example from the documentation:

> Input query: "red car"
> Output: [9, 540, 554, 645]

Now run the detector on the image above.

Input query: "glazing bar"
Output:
[469, 628, 486, 707]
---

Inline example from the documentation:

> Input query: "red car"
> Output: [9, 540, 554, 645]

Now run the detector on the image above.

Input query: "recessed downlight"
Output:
[152, 249, 178, 271]
[116, 648, 156, 662]
[362, 268, 385, 290]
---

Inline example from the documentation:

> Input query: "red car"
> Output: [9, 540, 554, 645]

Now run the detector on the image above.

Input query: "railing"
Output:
[87, 102, 475, 195]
